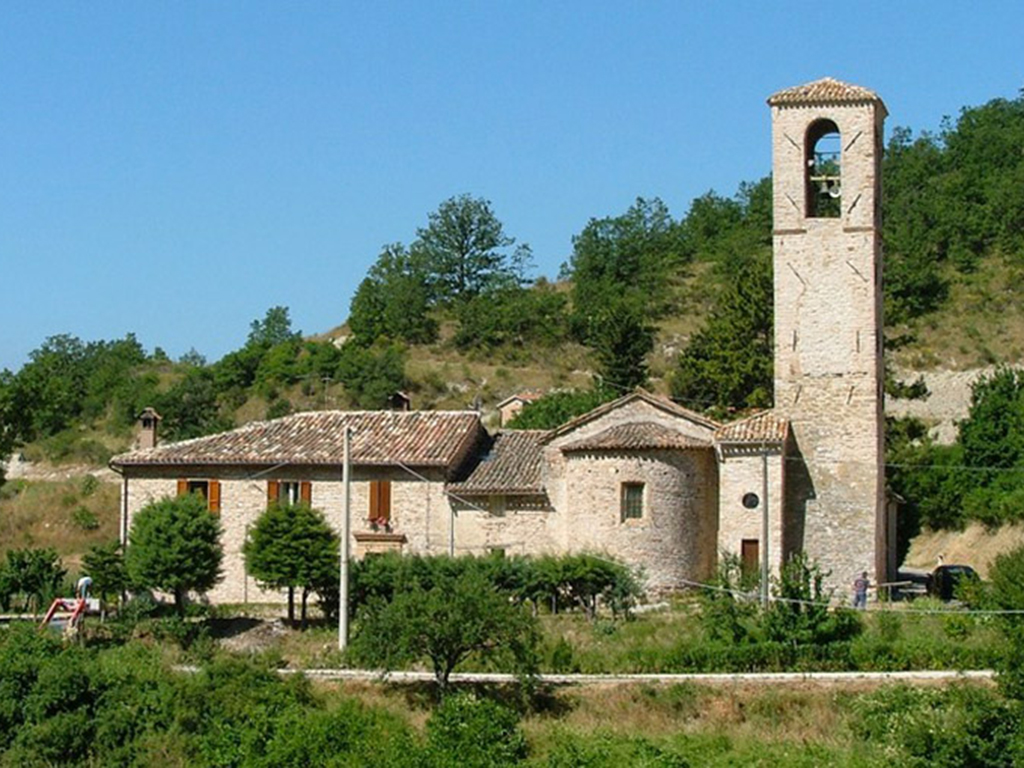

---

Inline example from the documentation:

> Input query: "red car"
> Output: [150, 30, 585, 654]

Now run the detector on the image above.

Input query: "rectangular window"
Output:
[620, 482, 644, 522]
[369, 479, 391, 524]
[267, 480, 312, 506]
[177, 478, 221, 515]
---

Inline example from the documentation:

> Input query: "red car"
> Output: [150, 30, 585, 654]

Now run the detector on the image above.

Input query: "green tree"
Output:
[352, 564, 538, 692]
[349, 244, 438, 345]
[125, 494, 223, 615]
[590, 298, 655, 393]
[672, 254, 773, 416]
[243, 503, 339, 628]
[453, 281, 567, 352]
[247, 306, 301, 349]
[154, 367, 233, 441]
[415, 194, 531, 304]
[335, 342, 406, 409]
[81, 541, 127, 612]
[565, 197, 685, 340]
[0, 371, 18, 486]
[505, 388, 614, 430]
[987, 542, 1024, 699]
[0, 548, 66, 613]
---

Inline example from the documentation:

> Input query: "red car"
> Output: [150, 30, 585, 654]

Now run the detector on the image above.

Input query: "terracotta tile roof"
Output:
[110, 410, 483, 469]
[449, 430, 548, 495]
[543, 390, 719, 444]
[768, 77, 883, 107]
[561, 422, 712, 453]
[496, 391, 544, 408]
[714, 411, 789, 444]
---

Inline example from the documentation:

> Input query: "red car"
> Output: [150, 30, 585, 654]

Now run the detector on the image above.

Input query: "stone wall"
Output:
[717, 449, 785, 572]
[770, 95, 888, 589]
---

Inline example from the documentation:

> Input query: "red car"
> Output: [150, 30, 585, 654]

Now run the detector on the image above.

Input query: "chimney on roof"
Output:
[137, 407, 162, 449]
[387, 391, 412, 411]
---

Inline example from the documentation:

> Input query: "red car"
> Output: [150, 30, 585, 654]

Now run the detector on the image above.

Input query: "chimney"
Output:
[138, 407, 162, 449]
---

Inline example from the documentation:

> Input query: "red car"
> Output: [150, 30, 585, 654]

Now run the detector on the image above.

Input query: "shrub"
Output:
[425, 693, 527, 767]
[71, 506, 99, 531]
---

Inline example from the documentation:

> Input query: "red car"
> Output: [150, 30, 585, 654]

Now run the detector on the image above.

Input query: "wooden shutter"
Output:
[267, 480, 280, 506]
[369, 480, 380, 518]
[300, 481, 312, 505]
[379, 480, 391, 521]
[370, 480, 391, 521]
[177, 479, 188, 497]
[208, 480, 221, 515]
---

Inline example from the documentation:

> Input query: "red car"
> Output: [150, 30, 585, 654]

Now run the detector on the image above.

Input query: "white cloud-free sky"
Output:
[2, 2, 1021, 371]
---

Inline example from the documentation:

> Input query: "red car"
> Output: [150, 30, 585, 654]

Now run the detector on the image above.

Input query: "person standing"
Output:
[75, 575, 93, 601]
[852, 571, 869, 609]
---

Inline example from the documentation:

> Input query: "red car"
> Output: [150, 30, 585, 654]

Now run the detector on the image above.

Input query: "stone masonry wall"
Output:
[717, 450, 785, 573]
[771, 97, 887, 590]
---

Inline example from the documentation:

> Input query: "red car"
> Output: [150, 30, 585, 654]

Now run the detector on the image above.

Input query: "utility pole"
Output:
[761, 442, 770, 610]
[339, 426, 352, 651]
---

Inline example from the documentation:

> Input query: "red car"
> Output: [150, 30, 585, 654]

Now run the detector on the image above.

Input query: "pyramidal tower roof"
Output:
[767, 77, 885, 112]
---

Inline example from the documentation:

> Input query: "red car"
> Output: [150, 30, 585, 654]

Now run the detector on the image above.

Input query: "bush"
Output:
[425, 693, 527, 767]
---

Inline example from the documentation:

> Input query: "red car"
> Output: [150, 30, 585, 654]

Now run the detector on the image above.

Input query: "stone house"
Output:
[110, 76, 894, 603]
[110, 391, 786, 601]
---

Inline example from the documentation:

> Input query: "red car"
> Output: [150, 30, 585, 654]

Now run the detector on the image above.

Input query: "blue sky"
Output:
[1, 3, 1021, 372]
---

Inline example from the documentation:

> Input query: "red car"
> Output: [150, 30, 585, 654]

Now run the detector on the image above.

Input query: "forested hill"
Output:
[1, 91, 1023, 476]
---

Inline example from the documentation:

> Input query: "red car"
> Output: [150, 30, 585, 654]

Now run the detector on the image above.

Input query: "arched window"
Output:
[805, 119, 841, 218]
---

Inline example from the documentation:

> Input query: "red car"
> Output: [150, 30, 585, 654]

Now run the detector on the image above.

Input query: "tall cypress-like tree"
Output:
[672, 255, 773, 416]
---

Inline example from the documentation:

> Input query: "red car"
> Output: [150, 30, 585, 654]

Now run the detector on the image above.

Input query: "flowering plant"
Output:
[367, 516, 392, 533]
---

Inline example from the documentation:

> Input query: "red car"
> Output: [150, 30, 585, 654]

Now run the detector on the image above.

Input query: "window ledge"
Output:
[353, 531, 407, 544]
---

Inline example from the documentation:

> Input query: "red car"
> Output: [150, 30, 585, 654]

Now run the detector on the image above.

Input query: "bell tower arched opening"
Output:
[805, 119, 841, 218]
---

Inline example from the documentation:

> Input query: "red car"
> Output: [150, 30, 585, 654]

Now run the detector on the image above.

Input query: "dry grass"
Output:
[0, 478, 121, 571]
[904, 522, 1024, 577]
[893, 255, 1024, 370]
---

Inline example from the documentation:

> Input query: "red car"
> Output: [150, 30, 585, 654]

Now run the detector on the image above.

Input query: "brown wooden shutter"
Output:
[369, 480, 380, 518]
[300, 481, 312, 505]
[267, 480, 280, 506]
[208, 480, 221, 515]
[177, 479, 188, 497]
[379, 480, 391, 522]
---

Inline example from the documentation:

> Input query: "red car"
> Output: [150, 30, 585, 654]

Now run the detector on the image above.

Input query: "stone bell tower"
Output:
[768, 78, 889, 587]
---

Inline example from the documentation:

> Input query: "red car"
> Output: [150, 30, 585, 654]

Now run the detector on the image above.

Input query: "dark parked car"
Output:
[928, 564, 979, 601]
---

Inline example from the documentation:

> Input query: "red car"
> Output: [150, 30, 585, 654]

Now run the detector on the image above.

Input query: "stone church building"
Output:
[110, 77, 892, 603]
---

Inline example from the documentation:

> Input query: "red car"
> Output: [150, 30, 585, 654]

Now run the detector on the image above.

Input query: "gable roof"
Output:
[110, 410, 483, 469]
[541, 390, 720, 445]
[561, 421, 712, 453]
[495, 391, 543, 409]
[448, 430, 548, 496]
[714, 411, 789, 445]
[767, 77, 886, 111]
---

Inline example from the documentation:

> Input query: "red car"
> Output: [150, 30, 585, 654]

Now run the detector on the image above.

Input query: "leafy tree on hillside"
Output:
[155, 367, 233, 441]
[416, 194, 532, 305]
[454, 280, 568, 351]
[247, 306, 301, 349]
[590, 298, 655, 393]
[672, 254, 773, 416]
[243, 503, 339, 628]
[565, 197, 685, 340]
[335, 342, 406, 409]
[125, 494, 223, 615]
[348, 243, 437, 345]
[0, 372, 17, 485]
